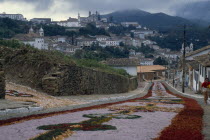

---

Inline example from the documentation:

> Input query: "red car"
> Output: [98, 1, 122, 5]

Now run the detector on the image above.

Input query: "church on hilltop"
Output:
[181, 43, 194, 54]
[13, 26, 48, 50]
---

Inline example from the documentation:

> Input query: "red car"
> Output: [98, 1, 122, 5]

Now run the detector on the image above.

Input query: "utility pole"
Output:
[182, 25, 186, 93]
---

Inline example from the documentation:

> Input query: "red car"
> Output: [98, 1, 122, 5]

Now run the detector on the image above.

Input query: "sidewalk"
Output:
[165, 81, 203, 99]
[0, 82, 151, 120]
[164, 82, 210, 140]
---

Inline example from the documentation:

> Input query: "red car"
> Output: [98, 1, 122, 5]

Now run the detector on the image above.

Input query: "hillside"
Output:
[0, 41, 136, 96]
[103, 9, 194, 32]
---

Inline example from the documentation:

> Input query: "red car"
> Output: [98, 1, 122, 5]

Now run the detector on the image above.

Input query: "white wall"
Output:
[193, 70, 199, 91]
[186, 49, 210, 60]
[114, 66, 137, 76]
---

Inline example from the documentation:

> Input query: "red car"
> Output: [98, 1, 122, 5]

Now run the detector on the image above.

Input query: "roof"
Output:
[194, 53, 210, 67]
[140, 58, 154, 61]
[104, 58, 139, 66]
[67, 17, 78, 22]
[186, 45, 210, 57]
[186, 60, 199, 70]
[13, 33, 41, 41]
[137, 65, 166, 73]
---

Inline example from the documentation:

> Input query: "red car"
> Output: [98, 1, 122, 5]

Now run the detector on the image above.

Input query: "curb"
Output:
[164, 82, 203, 99]
[0, 83, 151, 120]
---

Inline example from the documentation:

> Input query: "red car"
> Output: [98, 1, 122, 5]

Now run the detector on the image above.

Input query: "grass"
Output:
[75, 59, 130, 77]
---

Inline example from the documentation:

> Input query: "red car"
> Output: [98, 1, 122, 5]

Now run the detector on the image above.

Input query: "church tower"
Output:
[39, 26, 44, 37]
[89, 11, 91, 17]
[190, 43, 194, 52]
[78, 13, 81, 23]
[29, 26, 34, 34]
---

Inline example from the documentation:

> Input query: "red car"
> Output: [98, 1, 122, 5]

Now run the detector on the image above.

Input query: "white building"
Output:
[105, 39, 121, 47]
[57, 17, 81, 27]
[181, 46, 210, 92]
[0, 12, 26, 21]
[132, 38, 142, 47]
[52, 42, 81, 54]
[140, 58, 154, 66]
[105, 58, 140, 76]
[76, 37, 97, 47]
[163, 52, 181, 60]
[96, 35, 109, 41]
[30, 18, 51, 24]
[121, 22, 139, 27]
[131, 29, 155, 39]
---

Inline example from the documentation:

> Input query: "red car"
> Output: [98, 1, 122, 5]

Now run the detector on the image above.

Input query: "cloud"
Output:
[0, 0, 206, 20]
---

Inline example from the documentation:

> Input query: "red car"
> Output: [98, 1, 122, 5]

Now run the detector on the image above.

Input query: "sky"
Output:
[0, 0, 207, 21]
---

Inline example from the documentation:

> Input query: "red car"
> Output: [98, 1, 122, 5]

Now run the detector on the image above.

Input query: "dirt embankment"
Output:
[0, 46, 137, 96]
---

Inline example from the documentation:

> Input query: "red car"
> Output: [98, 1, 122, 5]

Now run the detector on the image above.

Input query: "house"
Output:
[185, 45, 210, 60]
[163, 52, 181, 61]
[76, 37, 97, 47]
[57, 17, 81, 27]
[132, 38, 142, 47]
[121, 22, 140, 27]
[140, 58, 154, 66]
[131, 29, 155, 39]
[194, 53, 210, 91]
[183, 52, 210, 92]
[104, 58, 140, 76]
[137, 65, 166, 82]
[0, 12, 26, 21]
[122, 36, 133, 46]
[150, 45, 160, 50]
[96, 35, 109, 41]
[51, 42, 81, 54]
[129, 49, 136, 56]
[105, 38, 121, 47]
[30, 18, 51, 24]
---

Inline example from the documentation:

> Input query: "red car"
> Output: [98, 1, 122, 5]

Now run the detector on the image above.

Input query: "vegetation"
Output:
[0, 18, 29, 38]
[0, 39, 24, 48]
[79, 23, 109, 36]
[75, 59, 130, 77]
[149, 26, 210, 51]
[108, 25, 136, 36]
[153, 57, 168, 65]
[0, 40, 129, 77]
[73, 43, 129, 61]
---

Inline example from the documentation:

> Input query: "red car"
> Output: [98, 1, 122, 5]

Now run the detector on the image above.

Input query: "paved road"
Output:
[0, 82, 202, 140]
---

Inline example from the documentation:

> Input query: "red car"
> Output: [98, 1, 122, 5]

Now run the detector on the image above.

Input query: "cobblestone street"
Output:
[0, 82, 204, 140]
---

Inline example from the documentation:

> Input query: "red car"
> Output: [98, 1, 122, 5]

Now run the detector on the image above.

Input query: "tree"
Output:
[109, 16, 113, 23]
[130, 32, 134, 38]
[154, 57, 168, 65]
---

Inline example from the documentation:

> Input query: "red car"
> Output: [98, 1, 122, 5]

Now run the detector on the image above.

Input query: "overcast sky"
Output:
[0, 0, 207, 21]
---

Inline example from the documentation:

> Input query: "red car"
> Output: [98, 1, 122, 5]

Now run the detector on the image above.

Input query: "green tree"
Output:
[154, 57, 168, 65]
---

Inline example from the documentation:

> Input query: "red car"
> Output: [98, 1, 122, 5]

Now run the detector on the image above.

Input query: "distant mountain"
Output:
[102, 9, 195, 32]
[175, 1, 210, 24]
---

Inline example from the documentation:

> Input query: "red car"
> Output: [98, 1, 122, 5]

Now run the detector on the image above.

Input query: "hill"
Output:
[103, 9, 194, 32]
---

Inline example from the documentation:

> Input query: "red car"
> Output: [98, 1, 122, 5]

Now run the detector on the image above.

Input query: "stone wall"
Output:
[0, 59, 5, 99]
[42, 66, 138, 96]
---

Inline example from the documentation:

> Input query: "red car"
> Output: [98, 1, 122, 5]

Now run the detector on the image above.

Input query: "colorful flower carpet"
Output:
[0, 82, 203, 140]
